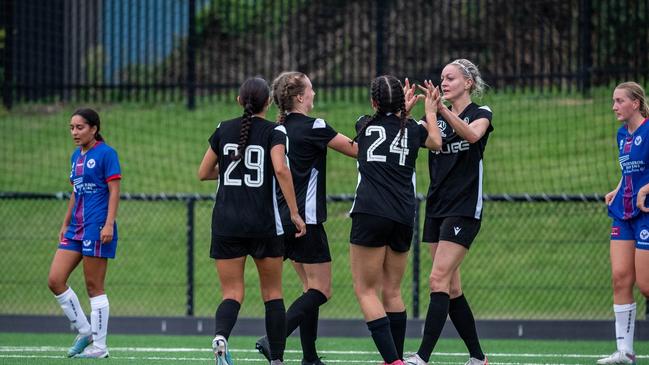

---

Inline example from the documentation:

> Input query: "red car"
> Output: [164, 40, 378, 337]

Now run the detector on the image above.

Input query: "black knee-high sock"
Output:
[387, 311, 407, 359]
[417, 292, 450, 362]
[265, 299, 286, 361]
[367, 316, 399, 364]
[301, 306, 320, 362]
[214, 299, 241, 339]
[286, 289, 328, 336]
[449, 294, 484, 360]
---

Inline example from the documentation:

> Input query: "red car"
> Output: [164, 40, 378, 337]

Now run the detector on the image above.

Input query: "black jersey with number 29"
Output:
[350, 114, 429, 226]
[208, 116, 287, 237]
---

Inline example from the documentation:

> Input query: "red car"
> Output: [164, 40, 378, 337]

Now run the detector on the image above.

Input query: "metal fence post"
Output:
[375, 0, 387, 77]
[1, 0, 14, 109]
[412, 197, 421, 319]
[577, 0, 592, 95]
[186, 0, 196, 110]
[186, 198, 195, 316]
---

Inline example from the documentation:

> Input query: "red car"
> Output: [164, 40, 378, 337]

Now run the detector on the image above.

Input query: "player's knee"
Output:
[448, 287, 463, 298]
[47, 275, 65, 294]
[611, 268, 634, 291]
[429, 269, 452, 291]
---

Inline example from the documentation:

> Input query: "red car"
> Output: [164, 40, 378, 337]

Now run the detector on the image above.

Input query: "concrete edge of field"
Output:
[1, 315, 647, 340]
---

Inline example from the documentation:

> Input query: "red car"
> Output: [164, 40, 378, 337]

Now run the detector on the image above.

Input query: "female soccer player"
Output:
[198, 76, 306, 365]
[405, 59, 493, 365]
[47, 108, 121, 358]
[350, 75, 442, 365]
[600, 81, 649, 365]
[254, 71, 357, 365]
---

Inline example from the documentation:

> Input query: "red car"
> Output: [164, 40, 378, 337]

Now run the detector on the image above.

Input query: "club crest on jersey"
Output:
[436, 119, 447, 138]
[86, 159, 96, 168]
[635, 136, 643, 146]
[640, 229, 649, 240]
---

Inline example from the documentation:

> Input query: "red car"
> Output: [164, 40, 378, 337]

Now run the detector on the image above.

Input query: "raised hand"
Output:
[404, 78, 424, 116]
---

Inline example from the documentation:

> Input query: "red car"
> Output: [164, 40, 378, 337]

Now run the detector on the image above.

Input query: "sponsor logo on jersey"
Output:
[635, 136, 643, 146]
[620, 139, 624, 150]
[83, 240, 93, 247]
[640, 229, 649, 240]
[463, 117, 470, 124]
[432, 140, 470, 154]
[453, 226, 462, 235]
[86, 159, 96, 168]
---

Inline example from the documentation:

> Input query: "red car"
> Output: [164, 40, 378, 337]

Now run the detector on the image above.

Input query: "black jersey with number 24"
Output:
[350, 114, 429, 226]
[209, 116, 287, 237]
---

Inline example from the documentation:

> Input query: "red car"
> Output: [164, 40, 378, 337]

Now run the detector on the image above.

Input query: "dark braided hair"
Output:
[354, 75, 407, 145]
[271, 71, 307, 125]
[232, 77, 270, 161]
[72, 108, 104, 141]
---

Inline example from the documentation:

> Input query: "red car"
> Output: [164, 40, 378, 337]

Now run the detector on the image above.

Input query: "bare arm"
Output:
[605, 178, 622, 206]
[59, 193, 75, 241]
[198, 147, 220, 181]
[271, 144, 306, 237]
[438, 105, 490, 144]
[328, 133, 358, 158]
[100, 179, 120, 243]
[419, 80, 443, 150]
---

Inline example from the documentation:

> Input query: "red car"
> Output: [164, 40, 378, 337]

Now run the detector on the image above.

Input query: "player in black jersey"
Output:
[198, 77, 306, 365]
[350, 75, 442, 365]
[405, 60, 493, 365]
[254, 71, 358, 365]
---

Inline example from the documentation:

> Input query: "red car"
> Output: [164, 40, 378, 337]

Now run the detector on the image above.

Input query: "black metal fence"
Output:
[1, 192, 646, 320]
[2, 0, 648, 109]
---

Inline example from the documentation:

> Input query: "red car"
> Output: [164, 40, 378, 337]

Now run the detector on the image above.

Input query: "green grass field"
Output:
[1, 332, 648, 365]
[1, 88, 646, 321]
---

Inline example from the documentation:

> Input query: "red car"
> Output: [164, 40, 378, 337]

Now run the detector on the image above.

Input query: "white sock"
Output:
[54, 287, 91, 336]
[614, 303, 636, 354]
[90, 294, 110, 350]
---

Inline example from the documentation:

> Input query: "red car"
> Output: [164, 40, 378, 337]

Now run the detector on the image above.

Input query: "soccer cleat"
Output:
[255, 335, 272, 362]
[302, 357, 326, 365]
[212, 335, 234, 365]
[596, 351, 636, 365]
[66, 333, 93, 357]
[465, 356, 489, 365]
[73, 344, 109, 358]
[404, 353, 428, 365]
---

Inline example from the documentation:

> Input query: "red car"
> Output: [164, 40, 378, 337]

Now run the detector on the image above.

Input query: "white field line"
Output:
[0, 346, 646, 359]
[0, 355, 603, 365]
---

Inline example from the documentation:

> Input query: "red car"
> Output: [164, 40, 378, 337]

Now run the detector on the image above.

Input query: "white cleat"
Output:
[404, 353, 428, 365]
[212, 335, 234, 365]
[465, 356, 488, 365]
[596, 351, 636, 365]
[73, 344, 109, 358]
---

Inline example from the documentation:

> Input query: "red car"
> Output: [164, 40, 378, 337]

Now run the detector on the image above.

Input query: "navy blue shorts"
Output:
[58, 236, 117, 259]
[611, 215, 649, 250]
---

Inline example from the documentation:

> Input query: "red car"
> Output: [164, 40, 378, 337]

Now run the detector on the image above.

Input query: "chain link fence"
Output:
[2, 193, 644, 320]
